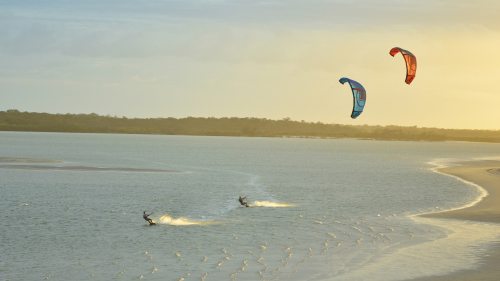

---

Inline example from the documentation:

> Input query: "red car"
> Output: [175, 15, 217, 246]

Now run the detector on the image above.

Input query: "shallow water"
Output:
[1, 132, 500, 280]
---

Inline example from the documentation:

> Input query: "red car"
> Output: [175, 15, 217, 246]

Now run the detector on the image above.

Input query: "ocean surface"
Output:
[1, 132, 500, 281]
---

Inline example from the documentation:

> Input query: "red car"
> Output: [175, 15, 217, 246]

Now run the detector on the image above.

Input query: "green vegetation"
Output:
[1, 109, 500, 143]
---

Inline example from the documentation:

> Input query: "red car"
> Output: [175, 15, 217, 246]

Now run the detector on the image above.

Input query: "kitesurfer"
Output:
[239, 196, 249, 207]
[143, 211, 153, 224]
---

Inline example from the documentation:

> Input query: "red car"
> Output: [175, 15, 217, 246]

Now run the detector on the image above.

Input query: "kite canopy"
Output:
[339, 77, 366, 119]
[389, 47, 417, 84]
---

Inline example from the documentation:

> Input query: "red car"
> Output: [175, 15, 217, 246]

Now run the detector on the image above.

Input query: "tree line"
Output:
[1, 109, 500, 143]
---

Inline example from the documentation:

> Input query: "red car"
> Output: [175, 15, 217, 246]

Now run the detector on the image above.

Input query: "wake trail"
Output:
[155, 214, 216, 226]
[250, 201, 296, 208]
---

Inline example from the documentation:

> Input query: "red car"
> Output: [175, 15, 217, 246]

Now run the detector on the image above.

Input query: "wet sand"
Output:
[413, 160, 500, 281]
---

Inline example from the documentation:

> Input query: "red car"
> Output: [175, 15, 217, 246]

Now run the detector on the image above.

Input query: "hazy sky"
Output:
[1, 0, 499, 129]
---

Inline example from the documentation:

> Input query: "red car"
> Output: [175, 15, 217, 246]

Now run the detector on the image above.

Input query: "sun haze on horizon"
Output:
[1, 0, 499, 130]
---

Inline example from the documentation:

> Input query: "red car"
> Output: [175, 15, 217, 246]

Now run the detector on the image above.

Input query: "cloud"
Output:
[1, 1, 491, 29]
[1, 0, 499, 61]
[0, 23, 58, 55]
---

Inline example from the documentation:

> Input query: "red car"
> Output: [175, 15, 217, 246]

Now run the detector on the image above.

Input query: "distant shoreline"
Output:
[415, 160, 500, 281]
[1, 110, 500, 143]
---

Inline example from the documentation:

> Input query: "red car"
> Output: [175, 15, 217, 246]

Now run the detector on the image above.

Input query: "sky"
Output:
[1, 0, 499, 130]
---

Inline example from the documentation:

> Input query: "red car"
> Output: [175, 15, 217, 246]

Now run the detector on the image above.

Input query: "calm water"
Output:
[1, 132, 500, 281]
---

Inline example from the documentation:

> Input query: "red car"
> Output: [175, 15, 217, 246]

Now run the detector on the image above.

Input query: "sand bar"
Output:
[0, 157, 182, 173]
[0, 164, 182, 173]
[0, 157, 63, 163]
[413, 160, 500, 281]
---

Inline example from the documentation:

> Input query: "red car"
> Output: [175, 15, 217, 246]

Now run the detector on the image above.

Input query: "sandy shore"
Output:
[412, 160, 500, 281]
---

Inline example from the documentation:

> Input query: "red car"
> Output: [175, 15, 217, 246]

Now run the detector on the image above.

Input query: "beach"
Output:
[415, 160, 500, 281]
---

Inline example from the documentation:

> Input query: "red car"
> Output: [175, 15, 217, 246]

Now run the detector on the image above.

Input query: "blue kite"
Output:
[339, 77, 366, 119]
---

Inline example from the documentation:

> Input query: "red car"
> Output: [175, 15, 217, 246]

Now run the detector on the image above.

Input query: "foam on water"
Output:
[155, 214, 216, 226]
[251, 201, 296, 207]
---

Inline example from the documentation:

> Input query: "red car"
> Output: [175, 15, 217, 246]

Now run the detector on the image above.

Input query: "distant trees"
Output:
[1, 110, 500, 143]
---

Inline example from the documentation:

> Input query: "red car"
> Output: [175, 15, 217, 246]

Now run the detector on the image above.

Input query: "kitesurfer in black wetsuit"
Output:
[143, 211, 153, 223]
[239, 196, 249, 207]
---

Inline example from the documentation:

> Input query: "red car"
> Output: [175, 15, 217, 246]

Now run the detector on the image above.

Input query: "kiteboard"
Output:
[149, 222, 157, 226]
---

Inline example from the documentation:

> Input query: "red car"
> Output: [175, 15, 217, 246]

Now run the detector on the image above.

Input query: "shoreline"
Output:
[412, 160, 500, 281]
[422, 160, 500, 223]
